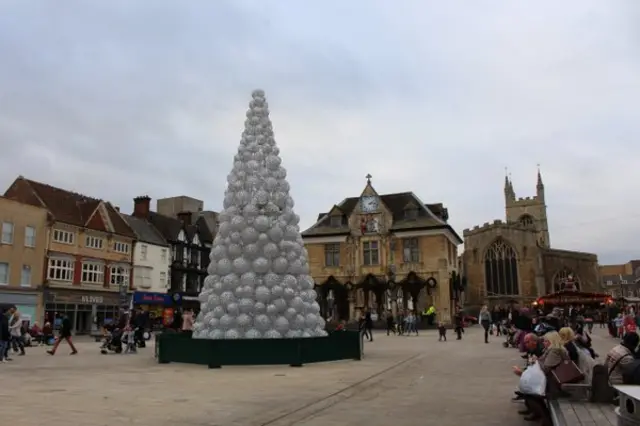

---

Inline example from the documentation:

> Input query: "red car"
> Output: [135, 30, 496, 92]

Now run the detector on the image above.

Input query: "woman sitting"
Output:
[605, 332, 639, 385]
[519, 331, 569, 424]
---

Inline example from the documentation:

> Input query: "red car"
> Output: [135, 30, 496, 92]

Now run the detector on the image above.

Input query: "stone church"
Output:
[461, 170, 600, 308]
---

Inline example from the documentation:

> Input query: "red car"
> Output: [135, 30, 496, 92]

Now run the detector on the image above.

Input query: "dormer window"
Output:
[404, 207, 418, 220]
[178, 230, 186, 242]
[193, 234, 200, 246]
[330, 215, 342, 227]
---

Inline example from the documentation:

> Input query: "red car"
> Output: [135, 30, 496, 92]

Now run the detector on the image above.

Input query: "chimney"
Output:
[114, 206, 120, 212]
[177, 211, 193, 225]
[133, 196, 151, 218]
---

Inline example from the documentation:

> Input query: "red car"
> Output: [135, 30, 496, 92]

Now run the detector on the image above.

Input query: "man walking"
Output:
[8, 307, 25, 356]
[47, 313, 77, 356]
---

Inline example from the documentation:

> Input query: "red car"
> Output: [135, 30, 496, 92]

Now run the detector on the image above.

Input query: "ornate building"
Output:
[461, 170, 600, 308]
[302, 176, 463, 324]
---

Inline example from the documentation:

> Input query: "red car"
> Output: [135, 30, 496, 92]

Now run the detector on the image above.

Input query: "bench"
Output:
[548, 398, 616, 425]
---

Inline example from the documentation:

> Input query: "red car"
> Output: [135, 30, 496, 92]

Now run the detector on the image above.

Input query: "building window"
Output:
[111, 266, 130, 288]
[484, 238, 519, 296]
[82, 263, 104, 284]
[0, 263, 8, 285]
[628, 290, 635, 298]
[1, 222, 14, 244]
[330, 216, 342, 227]
[113, 241, 130, 254]
[363, 241, 380, 266]
[53, 229, 74, 245]
[402, 238, 420, 263]
[606, 280, 613, 286]
[622, 280, 628, 285]
[48, 258, 74, 281]
[404, 208, 418, 220]
[140, 244, 148, 261]
[24, 226, 36, 247]
[518, 214, 535, 228]
[160, 271, 167, 288]
[161, 248, 167, 263]
[85, 236, 103, 249]
[21, 265, 31, 287]
[324, 243, 340, 267]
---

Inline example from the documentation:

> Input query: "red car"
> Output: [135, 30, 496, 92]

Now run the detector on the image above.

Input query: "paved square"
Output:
[0, 327, 615, 426]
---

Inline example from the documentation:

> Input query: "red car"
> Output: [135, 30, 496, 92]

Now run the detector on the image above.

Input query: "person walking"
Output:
[454, 307, 464, 340]
[479, 305, 492, 344]
[47, 313, 77, 356]
[385, 310, 396, 335]
[8, 308, 25, 356]
[364, 309, 373, 342]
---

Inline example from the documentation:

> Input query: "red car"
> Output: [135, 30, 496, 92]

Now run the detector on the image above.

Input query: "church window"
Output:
[484, 238, 519, 296]
[518, 214, 535, 228]
[553, 270, 580, 292]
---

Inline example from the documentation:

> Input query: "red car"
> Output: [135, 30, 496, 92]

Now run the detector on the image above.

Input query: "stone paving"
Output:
[0, 326, 615, 426]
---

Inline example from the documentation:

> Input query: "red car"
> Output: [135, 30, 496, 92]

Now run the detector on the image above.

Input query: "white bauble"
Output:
[225, 329, 242, 339]
[211, 245, 227, 261]
[255, 286, 271, 303]
[302, 331, 312, 338]
[284, 307, 298, 321]
[244, 243, 259, 260]
[272, 257, 288, 274]
[254, 314, 271, 332]
[236, 313, 252, 329]
[317, 317, 326, 330]
[264, 272, 281, 288]
[284, 225, 298, 241]
[305, 313, 318, 328]
[240, 272, 257, 287]
[299, 290, 312, 303]
[254, 302, 267, 314]
[198, 289, 212, 304]
[254, 189, 269, 206]
[254, 215, 270, 232]
[212, 281, 224, 294]
[208, 317, 220, 329]
[193, 330, 205, 339]
[263, 242, 279, 259]
[288, 259, 303, 275]
[273, 298, 287, 313]
[307, 289, 318, 301]
[207, 293, 221, 307]
[228, 243, 242, 259]
[264, 202, 280, 216]
[274, 316, 290, 334]
[290, 297, 304, 312]
[266, 304, 277, 316]
[217, 259, 232, 276]
[243, 204, 260, 219]
[314, 328, 328, 337]
[271, 285, 284, 298]
[267, 226, 284, 243]
[207, 263, 217, 275]
[241, 227, 259, 244]
[233, 257, 250, 275]
[282, 274, 297, 289]
[231, 215, 246, 232]
[265, 155, 281, 170]
[253, 257, 270, 274]
[292, 314, 305, 330]
[221, 273, 239, 291]
[285, 329, 302, 339]
[218, 221, 231, 238]
[208, 329, 225, 339]
[310, 301, 321, 315]
[298, 275, 314, 290]
[265, 177, 278, 191]
[265, 329, 282, 339]
[245, 328, 262, 339]
[219, 314, 236, 330]
[230, 232, 242, 244]
[227, 302, 240, 316]
[212, 306, 225, 319]
[283, 287, 295, 301]
[220, 291, 235, 305]
[238, 298, 255, 314]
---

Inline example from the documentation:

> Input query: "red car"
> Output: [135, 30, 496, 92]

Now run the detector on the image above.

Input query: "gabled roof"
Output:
[302, 191, 460, 241]
[120, 214, 168, 247]
[3, 176, 135, 238]
[147, 212, 213, 244]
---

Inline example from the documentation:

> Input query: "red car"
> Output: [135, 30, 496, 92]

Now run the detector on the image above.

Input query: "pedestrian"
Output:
[454, 307, 464, 340]
[47, 313, 77, 356]
[385, 310, 396, 335]
[479, 305, 492, 344]
[0, 307, 10, 362]
[364, 309, 373, 342]
[437, 322, 447, 341]
[7, 308, 25, 356]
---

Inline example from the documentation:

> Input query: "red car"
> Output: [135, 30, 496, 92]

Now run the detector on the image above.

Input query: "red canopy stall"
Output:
[534, 274, 612, 309]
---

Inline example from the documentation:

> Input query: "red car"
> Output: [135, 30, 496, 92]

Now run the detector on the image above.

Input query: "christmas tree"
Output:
[193, 90, 327, 339]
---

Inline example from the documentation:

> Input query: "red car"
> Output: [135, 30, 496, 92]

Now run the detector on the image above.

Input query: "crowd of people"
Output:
[493, 303, 640, 425]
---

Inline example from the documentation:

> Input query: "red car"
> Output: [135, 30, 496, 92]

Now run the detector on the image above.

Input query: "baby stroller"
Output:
[120, 326, 138, 354]
[100, 328, 123, 354]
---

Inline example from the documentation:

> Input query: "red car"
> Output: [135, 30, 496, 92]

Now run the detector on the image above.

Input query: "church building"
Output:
[461, 169, 599, 308]
[302, 175, 463, 324]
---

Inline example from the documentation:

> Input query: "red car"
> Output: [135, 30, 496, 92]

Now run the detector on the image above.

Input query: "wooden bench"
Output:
[548, 399, 616, 425]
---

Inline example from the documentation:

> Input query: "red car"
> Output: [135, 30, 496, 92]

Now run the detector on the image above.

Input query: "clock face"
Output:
[361, 196, 379, 212]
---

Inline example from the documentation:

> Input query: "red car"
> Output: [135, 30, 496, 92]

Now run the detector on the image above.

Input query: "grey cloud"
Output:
[0, 1, 638, 264]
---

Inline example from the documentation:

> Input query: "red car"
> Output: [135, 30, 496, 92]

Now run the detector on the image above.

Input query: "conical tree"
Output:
[193, 89, 327, 339]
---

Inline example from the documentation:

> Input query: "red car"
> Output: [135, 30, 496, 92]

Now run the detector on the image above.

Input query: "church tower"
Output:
[504, 167, 550, 248]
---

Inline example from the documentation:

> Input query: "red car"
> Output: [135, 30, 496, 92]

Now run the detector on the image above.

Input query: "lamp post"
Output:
[386, 265, 397, 318]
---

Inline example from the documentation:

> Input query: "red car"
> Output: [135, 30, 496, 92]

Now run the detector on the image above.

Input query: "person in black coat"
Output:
[1, 308, 10, 361]
[47, 313, 77, 356]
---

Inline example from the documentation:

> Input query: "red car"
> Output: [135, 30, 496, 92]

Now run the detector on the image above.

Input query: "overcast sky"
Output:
[0, 1, 638, 264]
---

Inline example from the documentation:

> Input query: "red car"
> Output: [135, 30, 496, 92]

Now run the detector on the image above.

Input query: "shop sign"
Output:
[81, 295, 104, 304]
[133, 292, 172, 305]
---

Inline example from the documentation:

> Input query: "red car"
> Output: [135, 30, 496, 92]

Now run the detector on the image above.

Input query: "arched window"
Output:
[518, 214, 535, 228]
[484, 238, 519, 296]
[553, 270, 581, 292]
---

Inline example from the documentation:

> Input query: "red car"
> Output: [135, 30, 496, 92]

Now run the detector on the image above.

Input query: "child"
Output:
[438, 322, 446, 341]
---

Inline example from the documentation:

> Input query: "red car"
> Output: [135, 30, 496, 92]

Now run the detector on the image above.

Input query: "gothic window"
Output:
[518, 214, 535, 228]
[484, 238, 519, 296]
[553, 270, 580, 292]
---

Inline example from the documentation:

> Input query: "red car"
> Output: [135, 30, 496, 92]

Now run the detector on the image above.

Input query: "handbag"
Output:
[552, 359, 585, 384]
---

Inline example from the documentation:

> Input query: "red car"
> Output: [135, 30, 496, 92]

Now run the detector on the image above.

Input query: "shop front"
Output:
[44, 289, 128, 334]
[0, 290, 41, 325]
